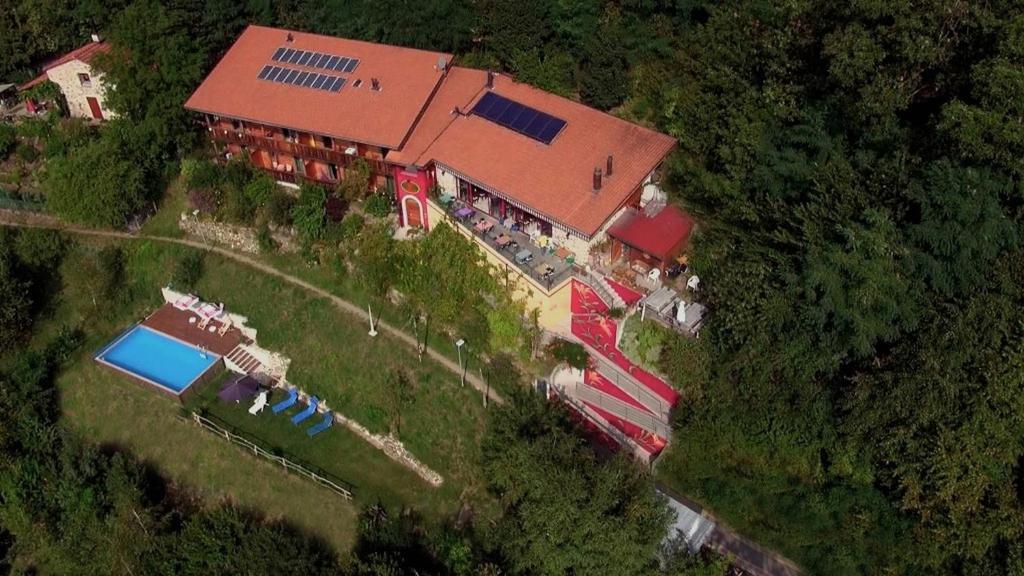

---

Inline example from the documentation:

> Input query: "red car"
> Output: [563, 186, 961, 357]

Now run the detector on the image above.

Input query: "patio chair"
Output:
[306, 412, 334, 437]
[271, 388, 298, 414]
[217, 316, 233, 336]
[290, 396, 320, 425]
[248, 391, 268, 415]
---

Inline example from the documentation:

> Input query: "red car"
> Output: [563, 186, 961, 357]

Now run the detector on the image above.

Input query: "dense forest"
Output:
[2, 0, 1024, 574]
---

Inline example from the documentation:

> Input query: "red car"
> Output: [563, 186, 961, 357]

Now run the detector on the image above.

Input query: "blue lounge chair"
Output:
[306, 412, 333, 437]
[271, 388, 298, 414]
[290, 396, 319, 425]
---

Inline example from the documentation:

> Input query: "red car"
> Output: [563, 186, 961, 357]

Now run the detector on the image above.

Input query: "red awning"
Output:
[607, 204, 694, 262]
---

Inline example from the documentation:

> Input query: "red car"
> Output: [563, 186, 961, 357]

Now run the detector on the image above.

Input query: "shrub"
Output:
[291, 184, 327, 242]
[256, 224, 277, 253]
[325, 194, 348, 222]
[265, 189, 295, 227]
[0, 124, 16, 158]
[188, 187, 220, 214]
[15, 144, 39, 163]
[548, 339, 588, 370]
[172, 251, 204, 290]
[363, 193, 392, 218]
[43, 120, 94, 158]
[184, 159, 222, 190]
[244, 174, 275, 208]
[220, 183, 256, 224]
[338, 213, 365, 241]
[224, 158, 254, 191]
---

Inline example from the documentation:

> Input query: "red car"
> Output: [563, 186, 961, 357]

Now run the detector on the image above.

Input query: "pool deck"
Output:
[141, 304, 248, 357]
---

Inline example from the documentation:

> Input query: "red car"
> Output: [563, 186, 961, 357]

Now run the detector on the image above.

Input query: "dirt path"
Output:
[0, 210, 504, 405]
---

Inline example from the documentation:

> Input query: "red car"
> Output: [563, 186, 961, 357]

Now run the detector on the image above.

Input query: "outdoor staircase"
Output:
[586, 270, 627, 310]
[571, 336, 673, 421]
[563, 378, 671, 438]
[549, 375, 658, 462]
[225, 345, 264, 375]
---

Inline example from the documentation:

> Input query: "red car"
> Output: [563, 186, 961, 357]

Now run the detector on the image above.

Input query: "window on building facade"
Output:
[77, 73, 92, 87]
[328, 163, 339, 181]
[231, 119, 242, 131]
[294, 156, 305, 176]
[281, 128, 297, 142]
[321, 136, 333, 149]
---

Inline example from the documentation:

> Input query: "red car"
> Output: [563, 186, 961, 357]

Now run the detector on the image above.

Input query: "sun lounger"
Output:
[271, 388, 298, 414]
[306, 412, 333, 437]
[290, 396, 319, 425]
[173, 294, 200, 311]
[217, 316, 233, 336]
[248, 391, 268, 415]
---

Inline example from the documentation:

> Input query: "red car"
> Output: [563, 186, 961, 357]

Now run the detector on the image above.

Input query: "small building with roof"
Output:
[21, 36, 114, 120]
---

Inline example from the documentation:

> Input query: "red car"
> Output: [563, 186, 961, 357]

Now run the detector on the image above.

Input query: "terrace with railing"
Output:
[433, 196, 577, 293]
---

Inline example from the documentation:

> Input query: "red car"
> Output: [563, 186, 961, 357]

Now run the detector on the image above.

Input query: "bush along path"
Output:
[0, 209, 504, 406]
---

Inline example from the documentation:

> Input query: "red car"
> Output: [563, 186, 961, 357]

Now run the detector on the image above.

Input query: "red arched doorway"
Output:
[403, 196, 423, 228]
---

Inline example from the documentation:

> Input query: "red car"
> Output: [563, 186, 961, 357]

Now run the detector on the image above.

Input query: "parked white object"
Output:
[248, 391, 268, 415]
[648, 268, 661, 283]
[686, 275, 701, 291]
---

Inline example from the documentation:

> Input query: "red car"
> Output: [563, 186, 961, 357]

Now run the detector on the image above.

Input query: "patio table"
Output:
[475, 220, 494, 233]
[515, 249, 533, 264]
[534, 263, 555, 277]
[455, 207, 474, 220]
[555, 247, 573, 260]
[495, 234, 512, 247]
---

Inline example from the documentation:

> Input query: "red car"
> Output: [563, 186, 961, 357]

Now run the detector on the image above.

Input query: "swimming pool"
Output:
[96, 325, 220, 395]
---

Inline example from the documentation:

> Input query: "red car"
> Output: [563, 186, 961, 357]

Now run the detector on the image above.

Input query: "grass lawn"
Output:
[29, 234, 496, 552]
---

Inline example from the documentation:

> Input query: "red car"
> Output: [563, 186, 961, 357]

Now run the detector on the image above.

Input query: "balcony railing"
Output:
[212, 129, 389, 175]
[434, 198, 575, 293]
[254, 165, 339, 187]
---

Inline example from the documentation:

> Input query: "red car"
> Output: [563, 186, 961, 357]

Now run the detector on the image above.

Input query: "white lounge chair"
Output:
[173, 294, 200, 311]
[248, 391, 268, 415]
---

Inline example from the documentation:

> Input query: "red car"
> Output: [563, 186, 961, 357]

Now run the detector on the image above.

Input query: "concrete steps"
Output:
[225, 345, 263, 375]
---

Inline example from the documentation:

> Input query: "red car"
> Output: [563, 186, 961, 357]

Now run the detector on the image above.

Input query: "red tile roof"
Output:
[184, 25, 451, 149]
[412, 72, 677, 236]
[19, 40, 110, 90]
[607, 204, 694, 261]
[385, 66, 487, 166]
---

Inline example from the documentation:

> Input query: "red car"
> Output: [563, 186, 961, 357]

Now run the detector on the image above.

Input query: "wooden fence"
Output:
[184, 410, 354, 500]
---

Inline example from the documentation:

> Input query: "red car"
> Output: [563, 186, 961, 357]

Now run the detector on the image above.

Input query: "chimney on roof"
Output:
[90, 33, 102, 43]
[453, 106, 461, 116]
[286, 33, 294, 43]
[593, 168, 603, 192]
[437, 56, 447, 71]
[371, 78, 381, 91]
[606, 155, 614, 177]
[486, 71, 494, 89]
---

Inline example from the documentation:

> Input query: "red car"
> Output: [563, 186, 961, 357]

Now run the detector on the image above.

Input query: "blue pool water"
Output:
[97, 326, 219, 394]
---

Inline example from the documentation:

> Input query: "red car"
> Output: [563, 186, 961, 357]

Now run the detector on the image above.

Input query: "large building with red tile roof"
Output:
[21, 37, 114, 120]
[186, 26, 690, 327]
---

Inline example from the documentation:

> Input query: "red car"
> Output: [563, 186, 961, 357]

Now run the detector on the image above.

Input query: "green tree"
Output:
[291, 183, 328, 242]
[43, 136, 146, 227]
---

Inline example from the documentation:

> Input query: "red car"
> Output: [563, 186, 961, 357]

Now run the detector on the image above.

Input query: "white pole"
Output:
[367, 304, 378, 337]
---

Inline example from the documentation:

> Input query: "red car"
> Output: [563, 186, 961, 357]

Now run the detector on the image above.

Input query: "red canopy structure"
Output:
[606, 205, 694, 270]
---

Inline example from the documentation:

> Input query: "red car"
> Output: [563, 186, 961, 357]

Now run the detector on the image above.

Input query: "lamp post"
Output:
[367, 304, 378, 337]
[455, 339, 466, 387]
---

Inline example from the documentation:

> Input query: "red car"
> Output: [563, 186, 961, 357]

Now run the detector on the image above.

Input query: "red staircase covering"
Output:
[583, 402, 667, 455]
[570, 280, 680, 406]
[583, 369, 652, 414]
[605, 278, 644, 306]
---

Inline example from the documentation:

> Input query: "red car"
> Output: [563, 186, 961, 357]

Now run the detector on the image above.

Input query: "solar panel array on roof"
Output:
[271, 47, 360, 74]
[258, 65, 346, 92]
[470, 91, 567, 145]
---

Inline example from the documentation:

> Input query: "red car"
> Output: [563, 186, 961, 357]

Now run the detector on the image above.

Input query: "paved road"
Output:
[0, 211, 504, 406]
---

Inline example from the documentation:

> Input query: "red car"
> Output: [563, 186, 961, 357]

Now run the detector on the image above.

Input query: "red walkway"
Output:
[584, 369, 652, 413]
[606, 278, 643, 306]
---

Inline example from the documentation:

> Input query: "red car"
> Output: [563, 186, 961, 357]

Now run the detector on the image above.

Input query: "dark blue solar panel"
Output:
[536, 118, 566, 143]
[302, 73, 317, 87]
[329, 77, 345, 92]
[334, 57, 349, 72]
[284, 69, 300, 84]
[295, 71, 310, 85]
[257, 65, 274, 80]
[510, 108, 538, 132]
[314, 54, 328, 68]
[471, 92, 567, 144]
[311, 75, 327, 89]
[287, 50, 304, 64]
[325, 56, 340, 70]
[498, 102, 525, 125]
[297, 52, 313, 66]
[343, 58, 359, 73]
[473, 92, 500, 117]
[280, 48, 296, 62]
[272, 47, 286, 62]
[273, 67, 290, 82]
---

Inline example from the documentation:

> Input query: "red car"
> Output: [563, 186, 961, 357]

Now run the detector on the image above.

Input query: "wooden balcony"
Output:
[254, 165, 341, 187]
[211, 129, 389, 175]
